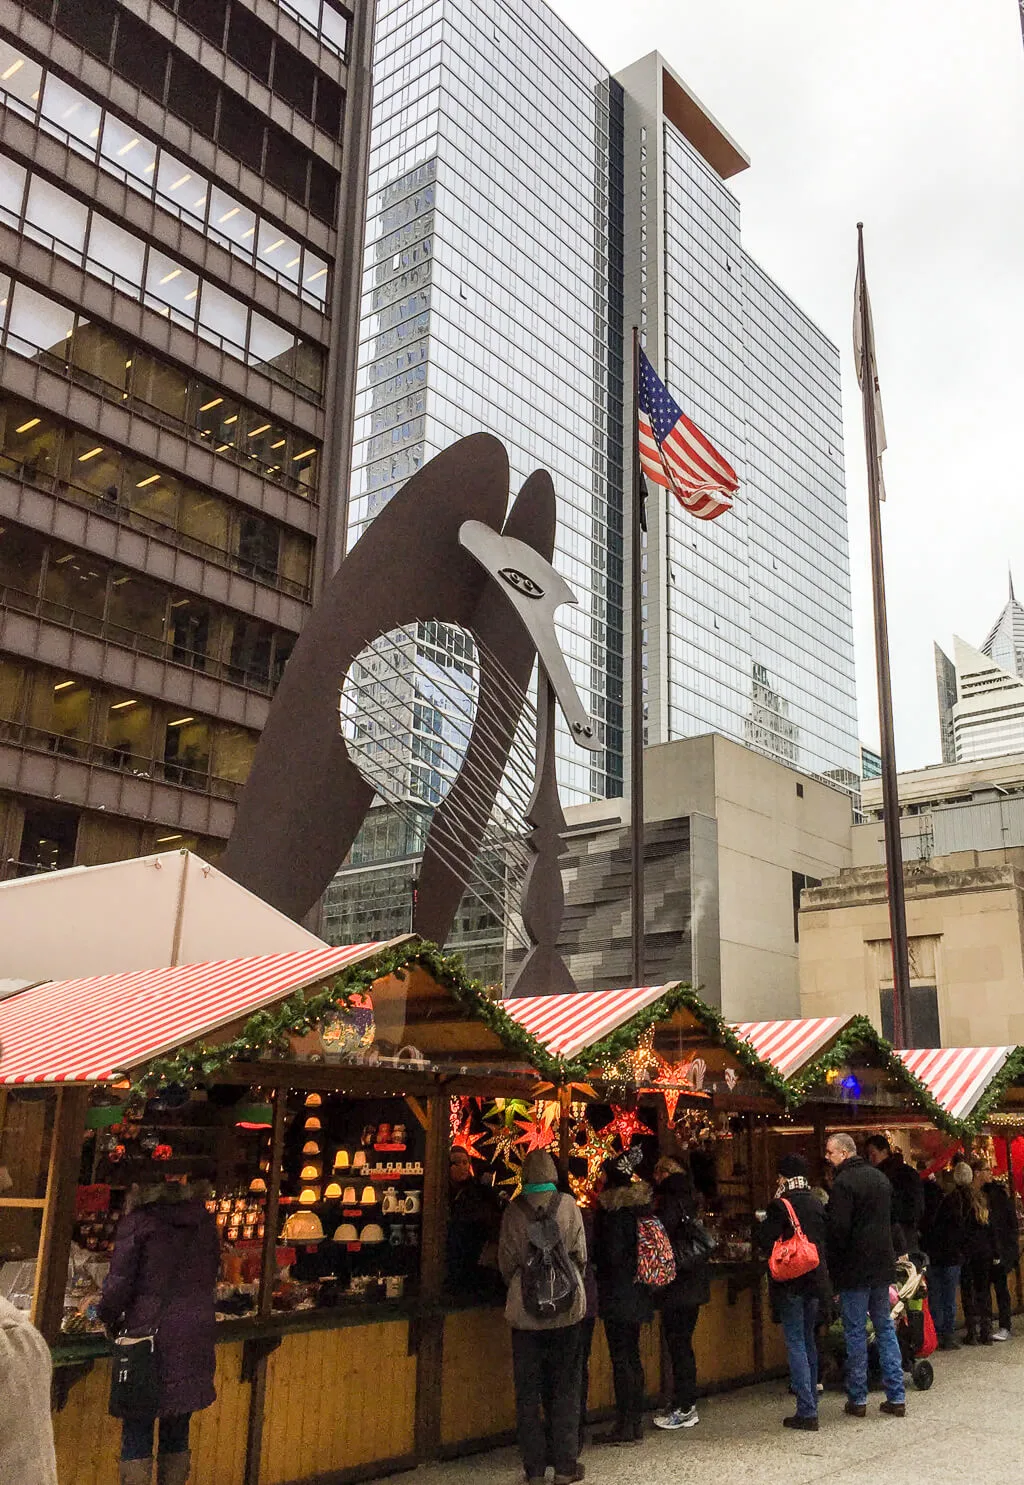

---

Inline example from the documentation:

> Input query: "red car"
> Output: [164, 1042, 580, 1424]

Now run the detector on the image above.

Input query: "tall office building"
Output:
[326, 13, 860, 965]
[936, 579, 1024, 763]
[619, 54, 859, 789]
[0, 0, 373, 879]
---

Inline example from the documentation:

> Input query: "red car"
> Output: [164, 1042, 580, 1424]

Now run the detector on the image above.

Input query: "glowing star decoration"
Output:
[652, 1059, 699, 1123]
[496, 1153, 525, 1199]
[484, 1098, 533, 1128]
[724, 1067, 738, 1092]
[451, 1120, 488, 1163]
[450, 1095, 470, 1142]
[601, 1106, 654, 1151]
[485, 1121, 520, 1167]
[572, 1121, 617, 1188]
[514, 1117, 556, 1154]
[600, 1026, 658, 1088]
[535, 1100, 561, 1130]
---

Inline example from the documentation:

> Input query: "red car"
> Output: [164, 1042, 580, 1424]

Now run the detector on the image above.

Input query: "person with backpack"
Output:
[497, 1148, 587, 1485]
[651, 1156, 711, 1431]
[757, 1153, 830, 1431]
[592, 1145, 653, 1446]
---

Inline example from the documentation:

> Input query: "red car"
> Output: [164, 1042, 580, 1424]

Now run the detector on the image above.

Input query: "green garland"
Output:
[782, 1015, 971, 1138]
[131, 941, 569, 1093]
[126, 942, 998, 1137]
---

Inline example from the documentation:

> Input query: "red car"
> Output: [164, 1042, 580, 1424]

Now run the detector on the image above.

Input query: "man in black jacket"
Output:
[825, 1133, 906, 1418]
[980, 1162, 1019, 1340]
[865, 1135, 924, 1253]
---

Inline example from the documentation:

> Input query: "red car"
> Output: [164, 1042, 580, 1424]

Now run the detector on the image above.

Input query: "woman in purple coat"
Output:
[98, 1181, 220, 1485]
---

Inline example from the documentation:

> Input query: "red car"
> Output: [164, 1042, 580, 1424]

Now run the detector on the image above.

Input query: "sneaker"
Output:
[653, 1407, 699, 1430]
[992, 1328, 1012, 1342]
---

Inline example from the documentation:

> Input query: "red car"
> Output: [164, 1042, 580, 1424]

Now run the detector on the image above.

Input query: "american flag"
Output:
[637, 348, 737, 521]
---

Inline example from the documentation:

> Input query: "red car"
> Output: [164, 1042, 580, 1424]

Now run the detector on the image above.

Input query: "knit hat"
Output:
[603, 1145, 643, 1186]
[778, 1152, 809, 1179]
[522, 1149, 558, 1187]
[953, 1161, 974, 1186]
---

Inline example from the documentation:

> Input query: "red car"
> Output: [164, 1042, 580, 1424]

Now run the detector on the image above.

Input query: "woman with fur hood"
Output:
[592, 1146, 652, 1446]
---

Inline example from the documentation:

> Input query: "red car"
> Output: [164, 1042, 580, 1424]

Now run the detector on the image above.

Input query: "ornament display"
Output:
[600, 1106, 654, 1151]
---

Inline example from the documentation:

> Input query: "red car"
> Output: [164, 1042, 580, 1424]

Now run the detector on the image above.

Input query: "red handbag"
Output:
[768, 1197, 820, 1281]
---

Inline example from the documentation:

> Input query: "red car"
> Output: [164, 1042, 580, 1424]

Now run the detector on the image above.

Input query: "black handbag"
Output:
[109, 1333, 160, 1419]
[672, 1216, 717, 1274]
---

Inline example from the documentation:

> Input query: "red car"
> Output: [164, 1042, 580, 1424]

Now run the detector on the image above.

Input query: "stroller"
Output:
[818, 1253, 937, 1392]
[889, 1253, 936, 1390]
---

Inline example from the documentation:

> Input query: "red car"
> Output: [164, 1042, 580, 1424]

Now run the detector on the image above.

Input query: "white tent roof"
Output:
[0, 851, 326, 980]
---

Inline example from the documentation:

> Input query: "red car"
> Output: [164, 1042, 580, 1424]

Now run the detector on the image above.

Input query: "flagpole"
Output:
[857, 222, 912, 1049]
[630, 326, 646, 989]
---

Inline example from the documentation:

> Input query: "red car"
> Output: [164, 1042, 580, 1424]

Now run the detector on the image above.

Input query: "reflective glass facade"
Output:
[655, 121, 858, 786]
[349, 0, 625, 807]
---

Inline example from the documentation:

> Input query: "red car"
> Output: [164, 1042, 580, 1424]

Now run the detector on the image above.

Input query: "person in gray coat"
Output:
[0, 1294, 58, 1485]
[498, 1148, 586, 1485]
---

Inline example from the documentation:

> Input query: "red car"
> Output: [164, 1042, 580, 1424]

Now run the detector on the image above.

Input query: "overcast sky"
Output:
[552, 0, 1024, 770]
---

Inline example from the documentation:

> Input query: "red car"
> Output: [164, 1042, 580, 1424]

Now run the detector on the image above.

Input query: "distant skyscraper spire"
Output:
[1010, 565, 1016, 603]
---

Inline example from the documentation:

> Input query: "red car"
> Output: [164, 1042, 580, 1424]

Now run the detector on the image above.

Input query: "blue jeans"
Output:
[777, 1291, 819, 1418]
[930, 1264, 961, 1337]
[121, 1413, 191, 1461]
[839, 1288, 905, 1406]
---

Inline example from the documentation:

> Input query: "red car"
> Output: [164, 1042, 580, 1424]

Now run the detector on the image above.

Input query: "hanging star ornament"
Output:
[534, 1099, 561, 1130]
[651, 1059, 699, 1124]
[485, 1121, 520, 1166]
[484, 1097, 533, 1128]
[496, 1152, 525, 1199]
[572, 1121, 617, 1186]
[514, 1116, 556, 1154]
[451, 1120, 488, 1163]
[601, 1106, 654, 1151]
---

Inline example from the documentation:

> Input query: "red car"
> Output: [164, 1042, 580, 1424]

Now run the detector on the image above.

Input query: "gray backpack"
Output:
[519, 1193, 577, 1320]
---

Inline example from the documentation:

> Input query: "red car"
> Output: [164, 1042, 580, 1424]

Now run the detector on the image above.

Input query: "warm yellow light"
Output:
[218, 206, 240, 223]
[199, 397, 222, 412]
[78, 446, 103, 461]
[136, 474, 160, 488]
[15, 418, 40, 433]
[110, 699, 137, 710]
[248, 424, 271, 437]
[1, 58, 25, 81]
[293, 448, 316, 461]
[167, 716, 194, 727]
[117, 137, 140, 156]
[158, 268, 182, 286]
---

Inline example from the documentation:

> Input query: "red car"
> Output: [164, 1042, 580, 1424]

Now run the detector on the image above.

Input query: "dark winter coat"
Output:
[758, 1187, 831, 1303]
[920, 1176, 943, 1248]
[97, 1194, 220, 1417]
[924, 1188, 968, 1268]
[962, 1199, 997, 1266]
[655, 1172, 711, 1309]
[984, 1180, 1020, 1271]
[878, 1153, 924, 1234]
[825, 1156, 896, 1291]
[594, 1181, 655, 1324]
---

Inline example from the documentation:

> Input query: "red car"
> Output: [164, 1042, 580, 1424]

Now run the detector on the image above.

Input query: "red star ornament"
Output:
[451, 1120, 487, 1163]
[601, 1106, 654, 1151]
[514, 1117, 556, 1154]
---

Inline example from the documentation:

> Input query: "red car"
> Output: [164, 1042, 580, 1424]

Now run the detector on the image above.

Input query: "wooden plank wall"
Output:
[53, 1343, 248, 1485]
[257, 1321, 416, 1483]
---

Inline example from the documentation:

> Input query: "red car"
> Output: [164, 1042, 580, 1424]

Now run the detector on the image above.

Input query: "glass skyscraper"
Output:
[325, 17, 861, 963]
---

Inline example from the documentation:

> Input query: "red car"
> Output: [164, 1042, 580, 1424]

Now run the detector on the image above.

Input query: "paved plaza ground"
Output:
[369, 1329, 1024, 1485]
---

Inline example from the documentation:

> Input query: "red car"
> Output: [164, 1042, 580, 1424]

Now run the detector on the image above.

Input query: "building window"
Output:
[879, 986, 941, 1049]
[791, 871, 820, 941]
[16, 801, 79, 875]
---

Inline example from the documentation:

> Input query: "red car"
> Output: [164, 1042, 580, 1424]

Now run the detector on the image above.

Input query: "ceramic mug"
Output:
[403, 1190, 421, 1215]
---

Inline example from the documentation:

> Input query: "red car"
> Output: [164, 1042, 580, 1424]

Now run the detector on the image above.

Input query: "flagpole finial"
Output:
[857, 221, 864, 229]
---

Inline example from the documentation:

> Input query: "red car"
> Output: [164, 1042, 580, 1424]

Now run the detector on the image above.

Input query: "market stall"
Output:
[498, 982, 793, 1386]
[0, 938, 560, 1485]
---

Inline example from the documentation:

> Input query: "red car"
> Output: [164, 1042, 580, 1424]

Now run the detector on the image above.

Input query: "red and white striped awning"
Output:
[500, 984, 677, 1060]
[731, 1016, 853, 1079]
[896, 1046, 1014, 1122]
[0, 941, 402, 1085]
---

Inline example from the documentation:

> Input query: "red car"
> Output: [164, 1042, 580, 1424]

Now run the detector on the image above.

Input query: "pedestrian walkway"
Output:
[369, 1335, 1024, 1485]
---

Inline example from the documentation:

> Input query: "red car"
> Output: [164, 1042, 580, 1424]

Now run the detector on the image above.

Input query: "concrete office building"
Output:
[0, 0, 373, 879]
[801, 752, 1024, 1046]
[935, 580, 1024, 764]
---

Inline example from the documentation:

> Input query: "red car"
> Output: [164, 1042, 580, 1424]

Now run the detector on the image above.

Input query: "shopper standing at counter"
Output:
[824, 1133, 906, 1419]
[651, 1155, 709, 1432]
[498, 1149, 587, 1485]
[97, 1180, 220, 1485]
[592, 1146, 653, 1447]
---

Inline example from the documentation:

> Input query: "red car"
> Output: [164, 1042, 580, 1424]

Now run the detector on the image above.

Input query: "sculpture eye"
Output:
[499, 567, 544, 599]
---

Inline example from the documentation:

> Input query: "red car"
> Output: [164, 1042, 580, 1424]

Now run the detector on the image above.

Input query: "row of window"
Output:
[0, 277, 320, 496]
[0, 792, 224, 879]
[20, 0, 341, 222]
[0, 39, 330, 306]
[0, 392, 312, 601]
[170, 0, 349, 79]
[0, 657, 257, 795]
[0, 521, 298, 695]
[0, 157, 325, 396]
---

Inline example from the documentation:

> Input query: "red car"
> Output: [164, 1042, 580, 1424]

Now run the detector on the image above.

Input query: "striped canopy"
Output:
[896, 1046, 1014, 1123]
[731, 1016, 852, 1080]
[500, 985, 675, 1060]
[0, 942, 401, 1085]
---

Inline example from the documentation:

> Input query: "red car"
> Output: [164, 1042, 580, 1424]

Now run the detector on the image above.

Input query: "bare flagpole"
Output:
[631, 326, 646, 989]
[856, 223, 911, 1048]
